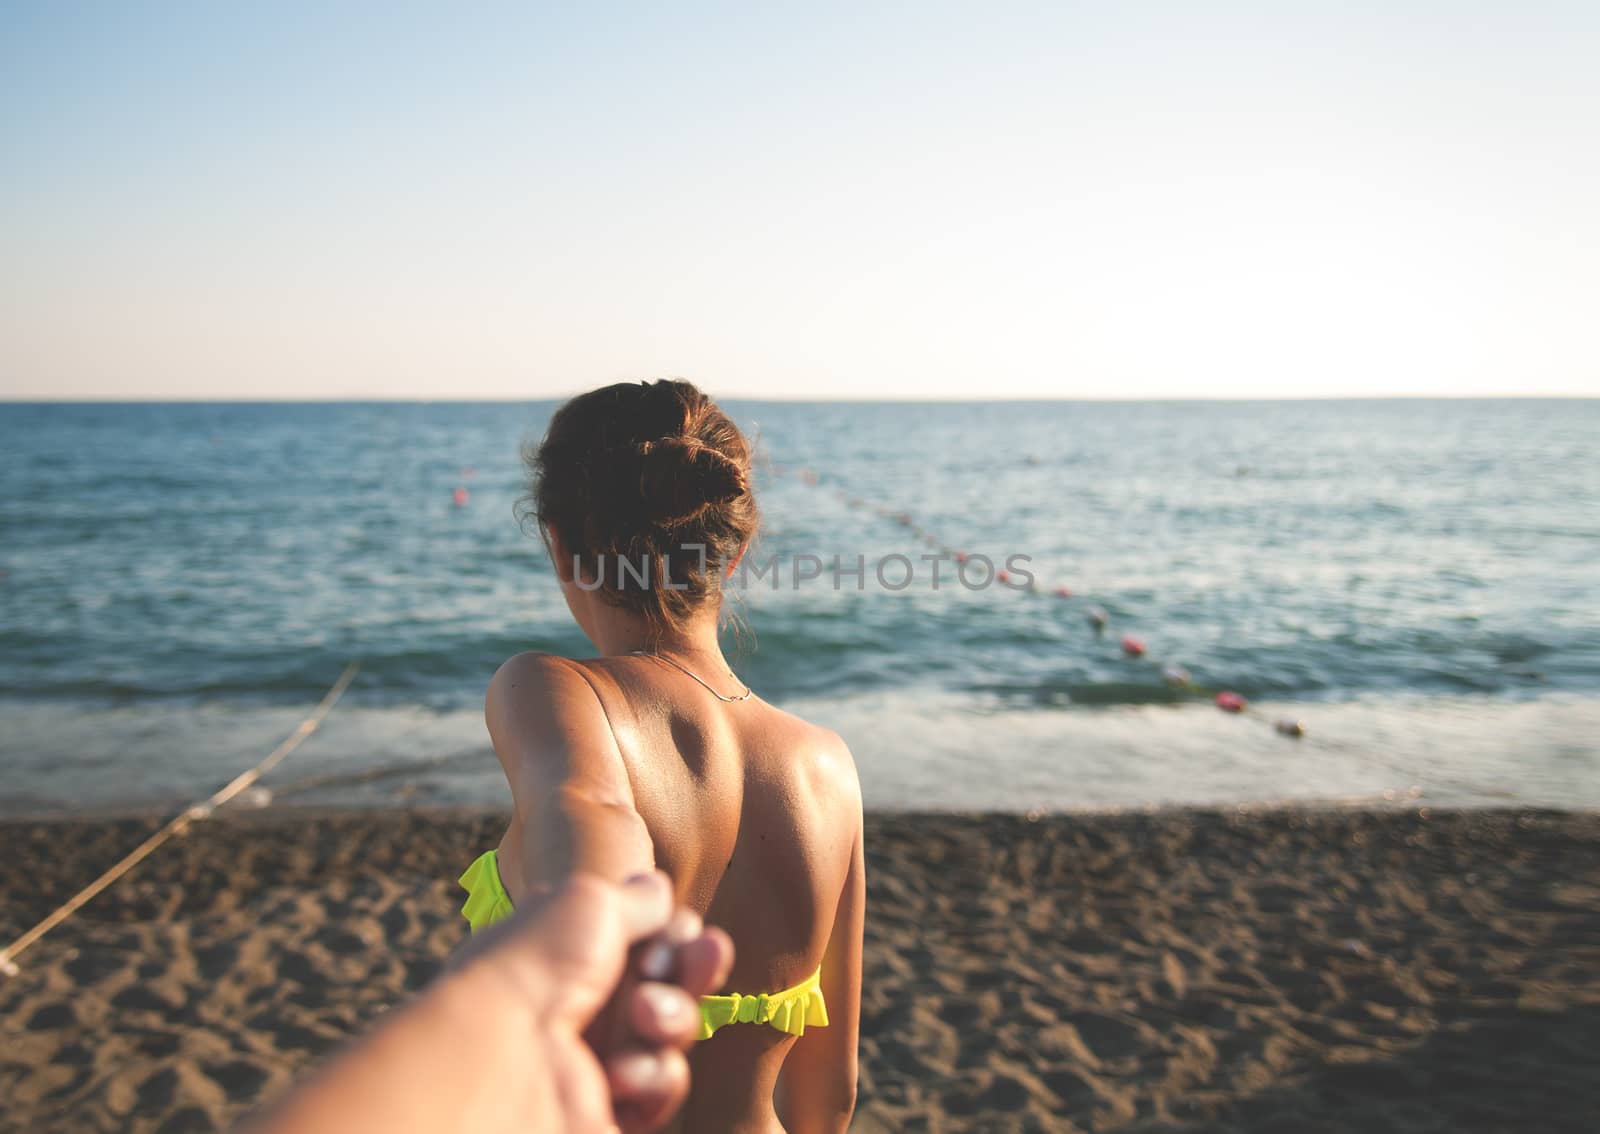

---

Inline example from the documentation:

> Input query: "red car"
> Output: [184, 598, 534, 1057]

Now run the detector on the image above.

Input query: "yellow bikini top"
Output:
[458, 850, 828, 1041]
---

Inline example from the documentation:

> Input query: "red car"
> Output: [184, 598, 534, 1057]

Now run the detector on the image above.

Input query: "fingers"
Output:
[604, 909, 710, 1058]
[481, 871, 673, 1024]
[619, 917, 735, 1045]
[613, 871, 675, 945]
[627, 981, 699, 1046]
[638, 909, 700, 980]
[611, 910, 736, 1130]
[607, 1049, 690, 1134]
[672, 925, 734, 997]
[637, 909, 735, 999]
[477, 869, 734, 1133]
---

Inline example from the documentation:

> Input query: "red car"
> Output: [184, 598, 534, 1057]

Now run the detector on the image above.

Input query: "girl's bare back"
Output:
[490, 651, 863, 1133]
[574, 656, 862, 1132]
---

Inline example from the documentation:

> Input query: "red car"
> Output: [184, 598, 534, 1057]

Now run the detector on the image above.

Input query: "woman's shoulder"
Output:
[484, 652, 625, 782]
[752, 704, 861, 816]
[486, 651, 631, 719]
[488, 650, 591, 690]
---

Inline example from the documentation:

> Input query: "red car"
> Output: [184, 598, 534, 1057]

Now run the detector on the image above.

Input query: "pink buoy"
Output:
[1052, 585, 1072, 598]
[1121, 635, 1145, 657]
[1215, 691, 1247, 713]
[452, 487, 469, 507]
[996, 569, 1012, 585]
[954, 551, 969, 563]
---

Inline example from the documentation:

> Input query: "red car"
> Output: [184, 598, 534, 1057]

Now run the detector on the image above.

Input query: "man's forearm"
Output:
[246, 962, 547, 1134]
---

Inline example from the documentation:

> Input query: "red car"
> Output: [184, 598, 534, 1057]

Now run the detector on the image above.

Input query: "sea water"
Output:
[1, 399, 1595, 813]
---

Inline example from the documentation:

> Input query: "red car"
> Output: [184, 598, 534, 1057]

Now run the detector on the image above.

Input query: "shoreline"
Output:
[0, 790, 1578, 825]
[3, 807, 1597, 1131]
[8, 692, 1598, 816]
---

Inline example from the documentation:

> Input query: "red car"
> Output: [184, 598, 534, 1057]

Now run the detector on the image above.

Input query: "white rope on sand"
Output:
[0, 662, 361, 978]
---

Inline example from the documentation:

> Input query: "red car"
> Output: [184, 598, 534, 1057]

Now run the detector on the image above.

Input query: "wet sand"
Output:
[1, 808, 1596, 1132]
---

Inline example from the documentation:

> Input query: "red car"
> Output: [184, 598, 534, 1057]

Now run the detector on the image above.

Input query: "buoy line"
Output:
[769, 462, 1520, 802]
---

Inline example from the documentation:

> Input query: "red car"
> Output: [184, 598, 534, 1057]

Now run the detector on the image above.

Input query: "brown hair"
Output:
[522, 379, 758, 634]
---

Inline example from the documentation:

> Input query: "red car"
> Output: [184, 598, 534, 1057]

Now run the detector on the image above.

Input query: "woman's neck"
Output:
[586, 608, 730, 673]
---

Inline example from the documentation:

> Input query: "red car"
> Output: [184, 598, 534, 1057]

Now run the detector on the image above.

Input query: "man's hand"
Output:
[248, 871, 733, 1134]
[472, 870, 734, 1131]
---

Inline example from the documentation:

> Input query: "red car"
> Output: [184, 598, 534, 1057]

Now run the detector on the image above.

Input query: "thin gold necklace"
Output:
[628, 649, 753, 702]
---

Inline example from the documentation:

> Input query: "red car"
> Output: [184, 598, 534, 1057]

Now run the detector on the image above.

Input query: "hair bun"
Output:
[633, 437, 747, 525]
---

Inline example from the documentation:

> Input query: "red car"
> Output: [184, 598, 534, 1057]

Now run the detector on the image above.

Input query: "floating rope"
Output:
[772, 460, 1258, 710]
[771, 462, 1519, 801]
[0, 662, 361, 978]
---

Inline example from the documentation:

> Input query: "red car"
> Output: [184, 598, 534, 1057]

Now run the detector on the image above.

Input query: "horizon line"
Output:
[2, 393, 1595, 406]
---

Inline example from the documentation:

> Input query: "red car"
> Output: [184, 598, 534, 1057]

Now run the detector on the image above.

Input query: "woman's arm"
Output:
[486, 652, 655, 899]
[774, 791, 865, 1134]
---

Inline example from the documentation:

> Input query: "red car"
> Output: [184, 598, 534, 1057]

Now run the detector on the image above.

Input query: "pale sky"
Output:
[2, 2, 1597, 400]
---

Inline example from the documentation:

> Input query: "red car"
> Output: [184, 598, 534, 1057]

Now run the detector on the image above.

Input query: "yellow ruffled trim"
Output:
[458, 849, 829, 1041]
[458, 849, 515, 934]
[697, 965, 829, 1041]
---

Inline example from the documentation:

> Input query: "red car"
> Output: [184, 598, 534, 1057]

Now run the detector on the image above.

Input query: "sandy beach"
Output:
[2, 807, 1596, 1133]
